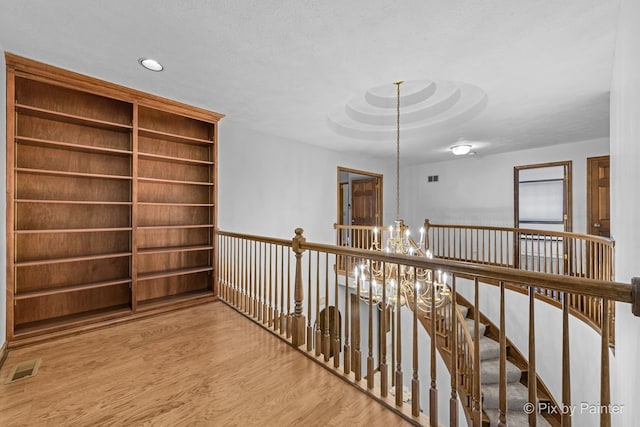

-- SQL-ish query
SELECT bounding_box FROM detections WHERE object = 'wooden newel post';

[291,228,307,347]
[423,218,431,252]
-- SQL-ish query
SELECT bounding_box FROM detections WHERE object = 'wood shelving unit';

[135,105,216,309]
[5,54,223,342]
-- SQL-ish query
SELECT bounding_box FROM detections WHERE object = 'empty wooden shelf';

[5,53,224,342]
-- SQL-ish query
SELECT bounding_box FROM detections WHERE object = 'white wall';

[402,138,609,233]
[611,0,640,425]
[1,46,7,348]
[218,123,394,243]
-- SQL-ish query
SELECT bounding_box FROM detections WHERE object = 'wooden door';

[587,156,610,237]
[351,178,377,250]
[351,178,378,226]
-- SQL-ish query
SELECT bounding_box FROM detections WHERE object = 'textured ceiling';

[0,0,620,163]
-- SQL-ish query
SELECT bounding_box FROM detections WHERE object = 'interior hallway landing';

[0,301,410,426]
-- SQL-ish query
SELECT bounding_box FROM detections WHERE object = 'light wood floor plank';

[0,302,411,426]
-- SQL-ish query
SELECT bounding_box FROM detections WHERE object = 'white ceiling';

[0,0,620,163]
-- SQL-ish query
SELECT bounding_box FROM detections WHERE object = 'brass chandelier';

[353,81,450,313]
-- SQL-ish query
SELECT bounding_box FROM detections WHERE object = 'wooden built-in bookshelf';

[5,54,224,342]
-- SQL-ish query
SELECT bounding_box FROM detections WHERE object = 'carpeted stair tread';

[482,381,529,409]
[465,317,486,337]
[484,408,551,427]
[481,358,522,384]
[479,336,501,360]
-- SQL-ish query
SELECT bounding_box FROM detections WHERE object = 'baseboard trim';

[8,296,217,348]
[0,341,8,369]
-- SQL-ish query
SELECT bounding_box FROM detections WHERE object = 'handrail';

[422,220,616,345]
[336,221,614,246]
[453,300,476,414]
[425,221,614,243]
[334,224,378,230]
[423,219,615,281]
[218,230,292,247]
[335,222,618,345]
[218,229,640,426]
[303,241,632,302]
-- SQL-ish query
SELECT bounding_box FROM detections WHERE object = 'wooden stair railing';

[408,276,561,426]
[423,220,616,346]
[336,222,617,346]
[218,229,640,426]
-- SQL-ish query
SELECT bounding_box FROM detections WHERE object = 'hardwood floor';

[0,302,411,426]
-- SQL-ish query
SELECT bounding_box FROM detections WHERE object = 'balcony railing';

[217,228,639,426]
[422,220,616,346]
[335,222,617,345]
[422,220,614,280]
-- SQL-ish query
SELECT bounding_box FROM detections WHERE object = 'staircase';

[418,294,560,426]
[460,304,553,426]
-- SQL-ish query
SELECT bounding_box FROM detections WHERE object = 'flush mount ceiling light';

[450,144,472,156]
[138,58,163,72]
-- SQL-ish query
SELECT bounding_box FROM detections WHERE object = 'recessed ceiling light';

[451,144,472,156]
[138,58,163,72]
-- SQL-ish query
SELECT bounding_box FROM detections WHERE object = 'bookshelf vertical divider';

[131,102,139,314]
[5,53,224,342]
[5,58,17,344]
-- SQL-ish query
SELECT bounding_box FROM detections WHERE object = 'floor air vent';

[5,358,41,384]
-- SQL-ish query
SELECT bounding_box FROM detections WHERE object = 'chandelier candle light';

[354,81,450,313]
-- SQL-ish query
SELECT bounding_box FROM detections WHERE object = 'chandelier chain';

[395,81,402,221]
